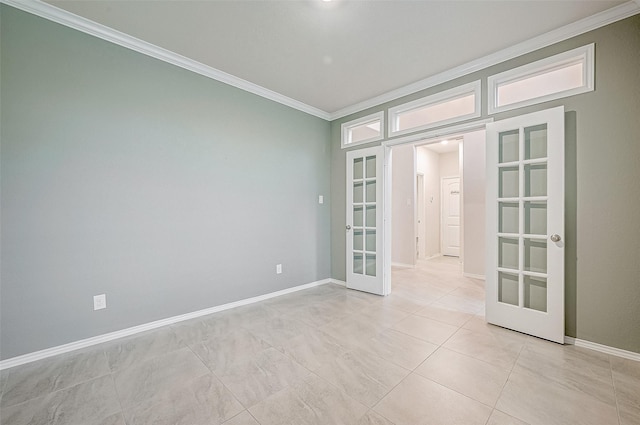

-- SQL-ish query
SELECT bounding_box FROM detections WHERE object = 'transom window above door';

[388,80,481,137]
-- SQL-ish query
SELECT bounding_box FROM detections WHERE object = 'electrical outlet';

[318,195,324,204]
[93,294,106,311]
[276,264,282,274]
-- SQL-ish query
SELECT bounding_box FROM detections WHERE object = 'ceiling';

[44,0,631,116]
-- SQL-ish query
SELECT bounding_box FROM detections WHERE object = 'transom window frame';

[341,111,385,149]
[388,80,482,137]
[488,44,595,114]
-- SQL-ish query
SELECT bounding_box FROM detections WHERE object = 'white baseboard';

[463,272,486,280]
[420,254,442,260]
[330,278,347,287]
[0,278,333,371]
[391,262,415,269]
[564,336,640,361]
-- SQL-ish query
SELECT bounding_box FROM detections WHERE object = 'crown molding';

[1,0,638,123]
[0,0,332,120]
[329,1,640,121]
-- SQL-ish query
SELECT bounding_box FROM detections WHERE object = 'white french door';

[486,106,565,343]
[346,146,386,295]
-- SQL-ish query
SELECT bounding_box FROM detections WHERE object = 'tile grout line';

[608,355,623,425]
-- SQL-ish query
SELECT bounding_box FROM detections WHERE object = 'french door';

[486,106,565,343]
[346,146,387,295]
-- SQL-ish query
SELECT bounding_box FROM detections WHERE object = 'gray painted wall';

[0,6,331,359]
[331,15,640,353]
[391,144,416,267]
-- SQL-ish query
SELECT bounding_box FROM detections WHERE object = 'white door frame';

[381,119,493,291]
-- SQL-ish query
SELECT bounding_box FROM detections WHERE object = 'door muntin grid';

[352,155,377,277]
[496,124,549,312]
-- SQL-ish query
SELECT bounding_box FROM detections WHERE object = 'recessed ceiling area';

[44,0,630,115]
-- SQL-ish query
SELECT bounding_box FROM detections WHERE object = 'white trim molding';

[488,44,595,114]
[463,272,486,280]
[330,1,640,120]
[1,0,638,122]
[388,81,481,137]
[0,278,335,370]
[383,119,494,148]
[0,0,331,120]
[330,279,347,287]
[564,336,640,362]
[341,111,385,149]
[391,262,415,269]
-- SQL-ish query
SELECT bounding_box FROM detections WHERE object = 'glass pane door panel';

[499,202,519,233]
[365,181,376,202]
[499,167,519,198]
[365,254,376,276]
[498,272,519,306]
[525,124,547,160]
[499,130,519,163]
[525,164,547,197]
[353,206,363,227]
[353,182,363,203]
[353,229,363,251]
[353,158,364,179]
[366,230,376,252]
[524,239,547,273]
[498,237,519,270]
[365,206,376,227]
[524,201,547,235]
[353,253,363,274]
[524,276,547,312]
[366,156,377,178]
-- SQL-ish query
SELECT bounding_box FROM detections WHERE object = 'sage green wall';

[330,14,640,353]
[0,5,331,360]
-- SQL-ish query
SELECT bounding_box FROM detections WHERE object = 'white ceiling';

[44,0,630,116]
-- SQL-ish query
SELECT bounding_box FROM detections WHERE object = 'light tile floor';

[1,256,639,425]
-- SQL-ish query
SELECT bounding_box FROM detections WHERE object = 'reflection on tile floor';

[1,256,638,424]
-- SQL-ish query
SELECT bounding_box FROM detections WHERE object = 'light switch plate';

[93,294,106,310]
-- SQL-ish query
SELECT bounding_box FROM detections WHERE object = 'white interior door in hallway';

[441,176,461,257]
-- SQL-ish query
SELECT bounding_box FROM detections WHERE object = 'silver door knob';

[550,234,561,242]
[346,225,351,231]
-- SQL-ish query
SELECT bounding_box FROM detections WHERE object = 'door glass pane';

[353,253,363,274]
[365,205,376,227]
[366,230,376,252]
[365,254,376,276]
[353,182,363,203]
[366,156,377,178]
[524,275,547,312]
[525,164,547,197]
[353,158,363,179]
[525,124,547,160]
[499,202,519,234]
[498,272,519,306]
[524,201,546,235]
[365,181,376,202]
[353,206,363,227]
[524,239,547,273]
[499,167,519,198]
[353,229,363,251]
[499,130,519,163]
[498,237,519,270]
